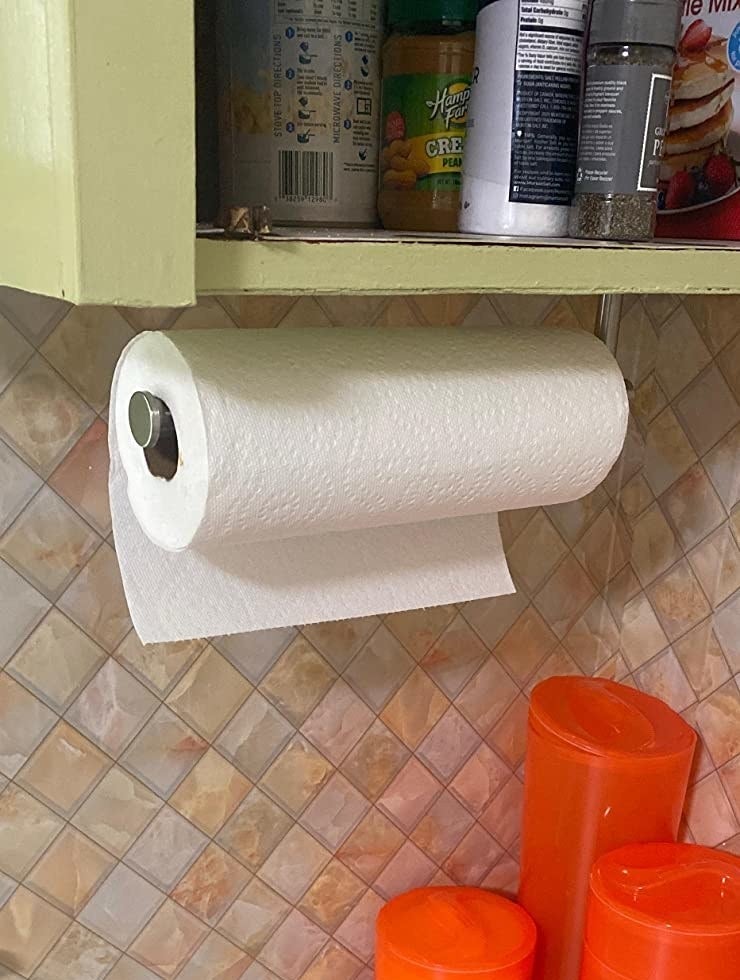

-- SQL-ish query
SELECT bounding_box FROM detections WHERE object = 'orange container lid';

[376,887,537,978]
[585,844,740,980]
[529,677,696,764]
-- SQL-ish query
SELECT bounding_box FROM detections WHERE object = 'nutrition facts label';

[510,0,588,205]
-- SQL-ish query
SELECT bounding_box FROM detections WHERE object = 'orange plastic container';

[518,678,696,980]
[376,887,537,980]
[581,843,740,980]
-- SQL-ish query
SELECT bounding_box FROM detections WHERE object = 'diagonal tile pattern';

[0,289,737,980]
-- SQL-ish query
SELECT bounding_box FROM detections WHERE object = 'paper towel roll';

[110,325,628,643]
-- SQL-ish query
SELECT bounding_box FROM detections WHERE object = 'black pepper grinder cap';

[589,0,683,49]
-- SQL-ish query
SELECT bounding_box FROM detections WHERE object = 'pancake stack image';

[660,19,738,212]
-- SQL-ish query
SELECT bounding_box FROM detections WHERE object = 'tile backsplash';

[0,289,738,980]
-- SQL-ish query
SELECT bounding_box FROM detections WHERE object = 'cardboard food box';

[656,4,740,239]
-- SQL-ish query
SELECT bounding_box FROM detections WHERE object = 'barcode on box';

[278,150,334,202]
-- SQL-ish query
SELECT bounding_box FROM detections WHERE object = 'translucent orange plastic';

[376,887,537,980]
[582,842,740,980]
[518,678,696,980]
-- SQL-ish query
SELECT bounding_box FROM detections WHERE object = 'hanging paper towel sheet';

[109,325,628,643]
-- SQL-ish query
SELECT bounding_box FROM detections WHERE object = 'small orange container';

[519,678,696,980]
[582,843,740,980]
[376,887,537,980]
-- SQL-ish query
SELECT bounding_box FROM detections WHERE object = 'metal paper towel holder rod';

[127,300,624,460]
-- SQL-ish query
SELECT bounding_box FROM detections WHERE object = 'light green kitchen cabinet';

[2,1,740,306]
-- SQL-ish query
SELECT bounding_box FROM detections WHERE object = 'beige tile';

[675,366,740,457]
[26,827,115,916]
[644,407,698,497]
[525,648,582,695]
[507,511,568,594]
[410,791,474,864]
[301,679,374,766]
[643,294,680,328]
[374,839,436,899]
[0,355,94,475]
[300,772,370,850]
[124,806,208,892]
[334,888,384,962]
[0,784,63,879]
[41,306,134,410]
[620,592,669,670]
[694,680,740,768]
[371,297,422,327]
[78,864,165,949]
[684,295,740,354]
[34,922,119,980]
[167,646,252,741]
[340,719,410,800]
[343,625,414,711]
[0,887,70,977]
[58,542,131,651]
[8,608,105,712]
[662,463,726,552]
[170,297,238,332]
[385,605,456,660]
[302,941,362,980]
[632,373,667,430]
[216,692,294,781]
[634,649,695,713]
[215,627,297,684]
[685,772,739,847]
[715,591,740,673]
[108,957,160,980]
[618,473,654,524]
[487,695,529,768]
[689,525,740,608]
[171,843,250,926]
[258,909,328,980]
[569,295,601,331]
[648,560,712,642]
[218,295,295,329]
[547,486,609,547]
[631,502,684,586]
[316,295,387,328]
[456,656,519,735]
[260,736,333,817]
[170,749,251,837]
[67,659,159,757]
[480,856,520,899]
[118,306,180,333]
[563,597,620,673]
[674,619,731,700]
[533,554,597,639]
[719,331,740,403]
[48,419,111,534]
[704,424,740,513]
[656,305,712,400]
[615,299,658,387]
[594,652,632,682]
[450,743,511,817]
[121,705,208,797]
[573,507,631,589]
[603,418,646,498]
[72,766,163,858]
[493,295,556,324]
[409,294,477,326]
[721,755,740,819]
[0,440,41,536]
[276,297,333,329]
[0,316,33,393]
[217,788,293,872]
[0,486,100,599]
[129,899,207,980]
[542,298,582,330]
[260,636,336,726]
[0,560,49,667]
[16,721,110,818]
[0,671,56,777]
[419,614,488,698]
[417,707,479,782]
[336,808,404,884]
[480,776,524,849]
[381,668,448,750]
[300,618,379,673]
[378,758,442,833]
[258,825,331,903]
[0,287,69,344]
[177,932,251,980]
[443,823,503,886]
[498,508,538,549]
[494,607,558,684]
[217,877,290,955]
[115,633,206,696]
[604,563,642,620]
[460,591,528,649]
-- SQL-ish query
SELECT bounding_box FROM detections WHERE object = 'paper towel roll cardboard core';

[110,325,627,643]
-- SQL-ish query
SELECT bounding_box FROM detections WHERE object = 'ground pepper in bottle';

[379,0,476,232]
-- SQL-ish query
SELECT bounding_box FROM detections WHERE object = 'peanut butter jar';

[379,0,476,232]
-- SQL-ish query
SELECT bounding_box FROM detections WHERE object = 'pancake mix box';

[656,3,740,239]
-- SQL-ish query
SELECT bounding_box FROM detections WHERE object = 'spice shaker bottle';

[570,0,682,241]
